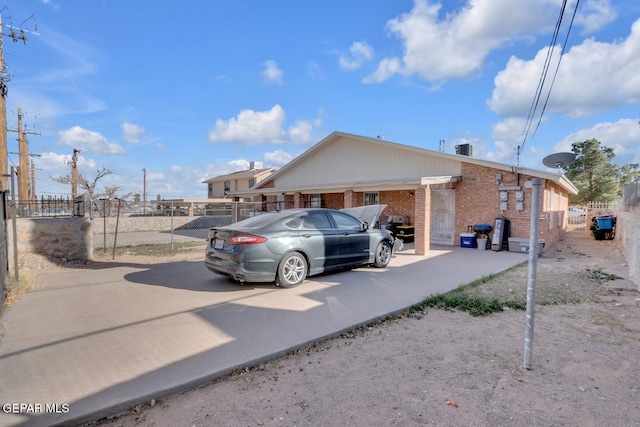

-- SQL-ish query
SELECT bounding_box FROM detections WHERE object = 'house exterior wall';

[272,135,462,188]
[454,163,569,249]
[253,163,569,252]
[379,190,415,224]
[207,169,275,199]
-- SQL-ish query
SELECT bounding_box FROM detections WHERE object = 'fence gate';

[567,205,588,232]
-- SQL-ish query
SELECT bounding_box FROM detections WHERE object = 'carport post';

[523,178,541,370]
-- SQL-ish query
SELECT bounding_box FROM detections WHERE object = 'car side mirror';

[362,222,369,230]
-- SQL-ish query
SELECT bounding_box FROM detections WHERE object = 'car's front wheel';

[374,241,391,268]
[276,251,308,288]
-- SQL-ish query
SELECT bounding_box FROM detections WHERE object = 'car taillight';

[228,234,267,245]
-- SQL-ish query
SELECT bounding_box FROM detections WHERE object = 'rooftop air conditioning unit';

[455,143,473,156]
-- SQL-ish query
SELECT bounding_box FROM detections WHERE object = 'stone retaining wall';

[91,216,193,234]
[8,217,93,267]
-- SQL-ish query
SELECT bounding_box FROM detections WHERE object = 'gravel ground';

[14,232,640,426]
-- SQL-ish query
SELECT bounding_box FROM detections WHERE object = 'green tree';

[564,139,639,204]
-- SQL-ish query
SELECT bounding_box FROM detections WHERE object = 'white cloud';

[489,18,640,118]
[40,0,60,9]
[264,150,296,167]
[366,0,562,83]
[34,151,100,196]
[362,58,402,84]
[58,126,125,155]
[262,60,283,85]
[339,41,375,71]
[487,116,555,165]
[208,105,321,145]
[308,61,324,79]
[574,0,617,34]
[121,122,145,143]
[554,118,640,164]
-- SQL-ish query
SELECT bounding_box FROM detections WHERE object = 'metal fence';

[14,196,75,218]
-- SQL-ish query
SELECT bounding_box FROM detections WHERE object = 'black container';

[473,224,492,234]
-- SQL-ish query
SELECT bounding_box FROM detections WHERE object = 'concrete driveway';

[0,242,528,426]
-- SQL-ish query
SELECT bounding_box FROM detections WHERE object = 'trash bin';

[590,214,616,240]
[477,237,488,251]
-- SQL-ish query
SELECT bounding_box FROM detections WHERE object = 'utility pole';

[71,148,80,199]
[0,13,34,190]
[8,107,40,203]
[30,160,36,202]
[142,168,147,214]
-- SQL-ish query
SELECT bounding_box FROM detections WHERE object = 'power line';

[517,0,580,165]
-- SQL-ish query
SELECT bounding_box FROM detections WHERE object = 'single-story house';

[231,131,578,256]
[203,161,276,200]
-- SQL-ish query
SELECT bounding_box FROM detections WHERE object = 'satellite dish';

[542,152,575,169]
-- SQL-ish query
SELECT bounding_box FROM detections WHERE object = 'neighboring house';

[203,162,276,201]
[234,131,578,256]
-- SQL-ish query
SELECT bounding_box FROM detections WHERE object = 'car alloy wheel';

[374,241,391,268]
[276,251,308,288]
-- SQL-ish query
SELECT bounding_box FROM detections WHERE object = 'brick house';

[234,132,578,256]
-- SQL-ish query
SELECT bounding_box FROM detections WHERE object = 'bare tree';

[51,167,116,200]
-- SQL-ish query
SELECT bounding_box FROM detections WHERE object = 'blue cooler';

[460,232,476,248]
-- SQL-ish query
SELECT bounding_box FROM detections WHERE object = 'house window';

[310,194,322,208]
[364,192,379,206]
[224,181,230,194]
[208,184,213,197]
[248,178,255,188]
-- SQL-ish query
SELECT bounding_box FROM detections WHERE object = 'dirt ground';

[18,232,640,426]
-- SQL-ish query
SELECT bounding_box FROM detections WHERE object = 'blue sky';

[3,0,640,200]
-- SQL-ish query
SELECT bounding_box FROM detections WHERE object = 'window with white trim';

[310,194,322,208]
[364,192,379,205]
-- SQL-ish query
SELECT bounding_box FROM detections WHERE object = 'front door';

[431,189,455,245]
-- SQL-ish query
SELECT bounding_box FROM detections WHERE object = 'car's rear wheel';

[374,241,391,268]
[276,251,308,288]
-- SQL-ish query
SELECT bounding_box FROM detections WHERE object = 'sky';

[3,0,640,201]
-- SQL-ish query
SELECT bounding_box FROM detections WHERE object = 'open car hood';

[340,204,387,228]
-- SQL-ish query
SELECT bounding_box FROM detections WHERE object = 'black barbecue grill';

[472,224,492,241]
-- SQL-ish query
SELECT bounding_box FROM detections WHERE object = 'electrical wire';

[529,1,580,144]
[518,0,580,164]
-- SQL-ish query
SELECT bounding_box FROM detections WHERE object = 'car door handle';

[302,234,311,238]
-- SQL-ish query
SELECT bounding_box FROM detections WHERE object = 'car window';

[328,211,362,230]
[284,217,302,229]
[301,211,333,229]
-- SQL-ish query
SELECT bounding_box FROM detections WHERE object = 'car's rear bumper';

[204,254,276,283]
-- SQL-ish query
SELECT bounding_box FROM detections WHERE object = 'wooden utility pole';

[0,14,31,191]
[0,14,7,191]
[71,148,80,199]
[142,168,147,214]
[0,11,38,190]
[9,107,41,203]
[30,160,36,202]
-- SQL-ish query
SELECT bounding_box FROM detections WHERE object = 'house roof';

[202,168,276,184]
[250,131,578,195]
